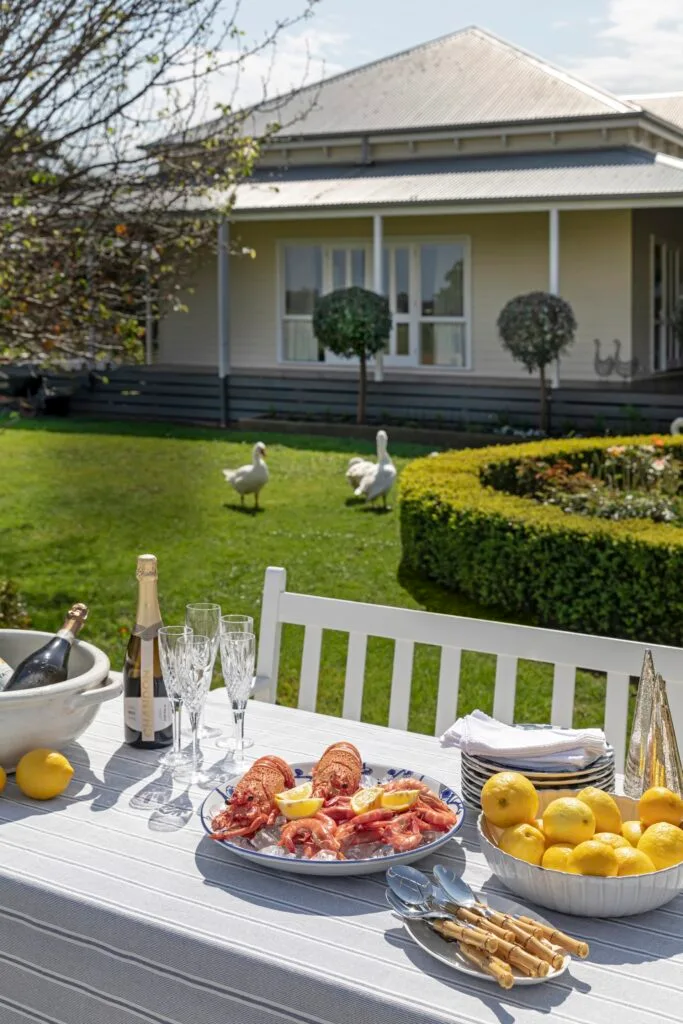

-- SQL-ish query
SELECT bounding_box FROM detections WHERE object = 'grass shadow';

[222,502,265,516]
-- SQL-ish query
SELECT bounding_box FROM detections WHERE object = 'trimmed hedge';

[400,436,683,646]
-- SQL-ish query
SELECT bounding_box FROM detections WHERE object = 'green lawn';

[0,418,613,734]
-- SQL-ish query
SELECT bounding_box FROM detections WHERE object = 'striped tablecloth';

[0,688,680,1024]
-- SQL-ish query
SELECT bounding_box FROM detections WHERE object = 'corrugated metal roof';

[626,93,683,132]
[227,148,683,212]
[195,27,638,145]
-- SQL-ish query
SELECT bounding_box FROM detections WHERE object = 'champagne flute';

[185,602,221,740]
[157,625,193,771]
[216,614,254,749]
[218,631,256,773]
[175,633,213,785]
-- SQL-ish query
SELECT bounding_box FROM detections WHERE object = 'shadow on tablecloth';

[383,924,590,1022]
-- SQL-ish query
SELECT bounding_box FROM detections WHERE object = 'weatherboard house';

[152,26,683,428]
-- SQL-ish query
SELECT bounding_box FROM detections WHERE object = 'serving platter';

[200,762,465,876]
[401,890,570,986]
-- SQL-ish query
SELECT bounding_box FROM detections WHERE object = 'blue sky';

[224,0,683,104]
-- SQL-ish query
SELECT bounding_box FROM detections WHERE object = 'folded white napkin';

[440,710,608,769]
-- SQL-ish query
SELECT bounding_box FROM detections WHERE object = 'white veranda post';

[373,213,384,383]
[549,208,560,388]
[217,219,230,427]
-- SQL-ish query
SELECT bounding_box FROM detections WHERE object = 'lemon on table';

[576,788,622,834]
[543,797,595,845]
[0,766,6,794]
[614,846,655,876]
[638,787,683,828]
[350,786,384,816]
[481,772,538,829]
[498,823,546,866]
[593,831,629,850]
[637,821,683,870]
[569,840,618,876]
[622,820,645,847]
[380,789,419,813]
[15,749,73,800]
[541,844,576,872]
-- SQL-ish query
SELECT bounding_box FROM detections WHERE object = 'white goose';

[354,429,396,508]
[223,441,269,508]
[345,429,390,490]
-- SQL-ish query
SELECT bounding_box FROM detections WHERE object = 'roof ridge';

[256,25,483,115]
[468,26,640,116]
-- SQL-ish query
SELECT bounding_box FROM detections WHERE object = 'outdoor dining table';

[0,685,680,1024]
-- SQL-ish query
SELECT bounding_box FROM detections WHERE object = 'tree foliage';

[497,291,577,432]
[313,286,392,423]
[0,0,319,366]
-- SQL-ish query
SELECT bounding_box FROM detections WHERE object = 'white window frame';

[277,236,472,371]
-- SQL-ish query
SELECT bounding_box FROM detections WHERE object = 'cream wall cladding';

[156,210,634,382]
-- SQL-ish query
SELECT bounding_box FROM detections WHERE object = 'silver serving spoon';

[433,865,479,908]
[385,889,452,923]
[386,864,434,906]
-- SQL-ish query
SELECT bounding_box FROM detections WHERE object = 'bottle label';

[140,638,155,742]
[124,697,172,733]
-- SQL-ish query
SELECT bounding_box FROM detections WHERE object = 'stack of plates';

[460,742,615,810]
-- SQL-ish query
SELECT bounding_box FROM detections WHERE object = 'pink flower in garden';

[651,458,668,473]
[607,446,626,456]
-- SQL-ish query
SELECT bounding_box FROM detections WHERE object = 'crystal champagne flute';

[157,625,193,771]
[185,602,221,740]
[175,633,213,785]
[216,614,254,749]
[218,631,256,774]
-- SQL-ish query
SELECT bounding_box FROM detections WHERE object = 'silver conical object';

[643,674,683,796]
[624,650,657,798]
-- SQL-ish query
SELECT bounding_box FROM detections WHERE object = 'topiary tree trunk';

[358,350,367,424]
[539,364,549,435]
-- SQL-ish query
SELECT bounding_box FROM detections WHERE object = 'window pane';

[421,243,464,317]
[382,247,390,297]
[350,249,365,287]
[283,319,319,361]
[396,248,410,314]
[284,245,322,315]
[420,322,466,367]
[396,323,410,356]
[332,249,346,291]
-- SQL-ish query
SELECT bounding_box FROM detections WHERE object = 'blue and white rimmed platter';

[200,761,465,876]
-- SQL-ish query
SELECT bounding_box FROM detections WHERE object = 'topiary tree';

[497,291,577,433]
[313,286,392,424]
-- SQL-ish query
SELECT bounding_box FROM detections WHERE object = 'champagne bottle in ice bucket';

[643,674,683,796]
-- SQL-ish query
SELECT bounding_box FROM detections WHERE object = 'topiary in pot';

[313,286,392,424]
[497,291,577,433]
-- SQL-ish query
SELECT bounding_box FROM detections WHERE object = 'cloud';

[183,27,347,126]
[567,1,683,93]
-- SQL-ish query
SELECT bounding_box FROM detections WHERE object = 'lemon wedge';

[275,781,313,802]
[274,796,324,820]
[380,789,420,813]
[350,786,384,815]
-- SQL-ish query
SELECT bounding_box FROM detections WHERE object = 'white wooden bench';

[254,566,683,773]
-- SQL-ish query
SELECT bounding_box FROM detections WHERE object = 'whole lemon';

[638,787,683,828]
[637,821,683,870]
[576,787,622,834]
[498,823,546,866]
[0,766,6,793]
[481,772,538,829]
[16,749,73,800]
[543,797,595,845]
[614,846,655,876]
[593,831,630,850]
[569,840,618,876]
[541,844,576,872]
[622,820,645,847]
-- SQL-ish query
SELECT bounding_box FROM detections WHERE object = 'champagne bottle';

[0,655,15,690]
[3,604,88,691]
[123,554,173,748]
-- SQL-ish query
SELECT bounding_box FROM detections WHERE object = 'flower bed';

[399,436,683,645]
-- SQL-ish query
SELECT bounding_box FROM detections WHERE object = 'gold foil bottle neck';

[136,554,158,580]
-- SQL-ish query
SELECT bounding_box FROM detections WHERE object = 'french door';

[652,237,681,372]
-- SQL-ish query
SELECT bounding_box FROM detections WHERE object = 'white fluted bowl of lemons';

[477,774,683,917]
